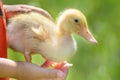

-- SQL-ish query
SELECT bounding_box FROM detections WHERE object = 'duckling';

[7,8,97,68]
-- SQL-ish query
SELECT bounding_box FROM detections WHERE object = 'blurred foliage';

[3,0,120,80]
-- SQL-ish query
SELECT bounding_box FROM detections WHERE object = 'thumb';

[37,68,64,78]
[15,62,64,80]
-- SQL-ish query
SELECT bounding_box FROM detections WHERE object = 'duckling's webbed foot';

[41,60,53,68]
[53,61,73,72]
[41,60,72,72]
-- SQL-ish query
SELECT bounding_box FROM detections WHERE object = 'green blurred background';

[3,0,120,80]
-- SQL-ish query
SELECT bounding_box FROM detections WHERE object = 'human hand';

[3,5,31,13]
[0,58,68,80]
[17,65,69,80]
[3,4,53,20]
[40,63,69,80]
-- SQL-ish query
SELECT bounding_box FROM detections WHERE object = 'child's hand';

[3,4,53,20]
[3,5,31,13]
[0,58,68,80]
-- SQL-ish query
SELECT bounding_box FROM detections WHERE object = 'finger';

[14,62,64,80]
[20,6,31,12]
[55,65,69,80]
[14,7,31,13]
[38,68,64,78]
[63,68,69,79]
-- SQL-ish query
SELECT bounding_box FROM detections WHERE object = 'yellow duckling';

[7,8,97,68]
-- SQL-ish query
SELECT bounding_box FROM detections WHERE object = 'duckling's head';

[57,9,97,44]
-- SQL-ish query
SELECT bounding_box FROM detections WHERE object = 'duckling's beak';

[79,28,97,44]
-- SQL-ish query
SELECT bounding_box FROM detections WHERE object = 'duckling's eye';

[74,19,79,23]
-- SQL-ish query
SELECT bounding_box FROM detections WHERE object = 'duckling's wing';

[31,24,49,42]
[8,12,53,43]
[7,13,49,52]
